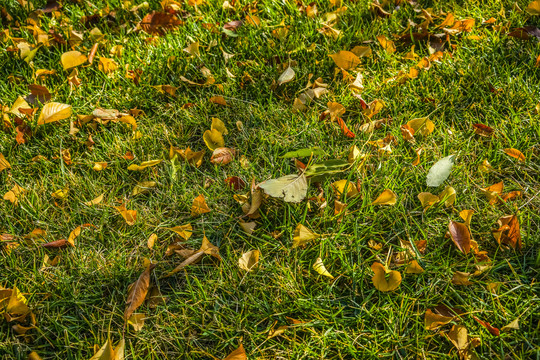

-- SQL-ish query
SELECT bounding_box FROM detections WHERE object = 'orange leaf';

[114,204,137,225]
[473,316,500,336]
[335,117,355,138]
[492,215,521,250]
[191,194,211,216]
[448,221,471,254]
[504,148,525,161]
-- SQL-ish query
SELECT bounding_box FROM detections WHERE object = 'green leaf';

[259,174,307,203]
[305,159,349,178]
[281,147,325,158]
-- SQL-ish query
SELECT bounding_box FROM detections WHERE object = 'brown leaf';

[42,239,71,249]
[166,236,220,276]
[124,263,156,319]
[448,221,471,254]
[224,176,246,191]
[473,123,495,137]
[210,147,235,165]
[140,11,182,35]
[503,148,525,161]
[492,215,521,249]
[451,271,472,285]
[371,262,401,292]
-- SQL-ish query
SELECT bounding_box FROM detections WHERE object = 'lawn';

[1,0,539,359]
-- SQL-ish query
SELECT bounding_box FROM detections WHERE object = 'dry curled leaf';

[166,236,221,276]
[223,344,247,360]
[211,147,235,165]
[114,204,137,225]
[425,308,454,330]
[371,189,397,205]
[292,224,320,248]
[238,250,260,271]
[127,160,162,171]
[124,263,156,319]
[313,257,334,279]
[191,194,211,216]
[492,215,521,250]
[473,316,500,336]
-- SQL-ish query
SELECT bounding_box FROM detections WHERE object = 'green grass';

[1,0,539,359]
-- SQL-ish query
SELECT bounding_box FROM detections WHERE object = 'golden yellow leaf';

[67,225,86,246]
[292,223,320,248]
[147,233,157,249]
[127,313,146,331]
[41,254,60,269]
[203,129,225,151]
[459,209,474,228]
[84,194,104,206]
[98,57,118,73]
[313,257,334,279]
[37,102,72,125]
[451,271,472,285]
[526,0,540,15]
[209,96,228,106]
[447,325,469,351]
[116,115,137,130]
[167,223,193,240]
[439,186,456,207]
[376,35,396,54]
[3,184,24,205]
[61,51,87,70]
[210,117,228,135]
[332,180,359,198]
[481,181,503,204]
[132,181,157,196]
[0,154,11,172]
[425,308,454,330]
[405,260,424,274]
[170,146,205,167]
[9,96,31,117]
[114,204,137,225]
[350,45,371,58]
[238,250,260,271]
[191,194,211,216]
[371,262,401,292]
[407,117,434,136]
[329,50,361,70]
[417,192,439,209]
[52,187,69,200]
[371,189,397,205]
[127,160,162,171]
[503,148,525,162]
[27,352,43,360]
[223,344,247,360]
[501,318,519,332]
[2,287,31,322]
[93,162,108,171]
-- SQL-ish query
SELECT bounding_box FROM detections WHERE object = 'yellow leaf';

[61,50,87,70]
[93,162,108,171]
[239,221,256,235]
[313,257,334,279]
[127,160,162,171]
[89,338,125,360]
[417,192,439,209]
[503,148,525,162]
[9,96,32,117]
[209,96,228,106]
[37,102,72,125]
[371,262,401,291]
[329,50,361,70]
[167,223,193,240]
[438,185,456,207]
[3,184,24,205]
[114,204,137,225]
[238,250,260,271]
[371,189,397,205]
[170,146,205,167]
[501,318,519,332]
[459,209,474,228]
[84,194,104,206]
[292,223,320,248]
[116,115,137,130]
[98,57,118,73]
[332,180,358,198]
[376,35,396,54]
[406,260,424,274]
[203,129,225,151]
[0,154,11,172]
[52,187,69,200]
[407,117,434,136]
[451,271,472,285]
[132,181,156,196]
[211,117,228,135]
[68,226,83,246]
[481,181,503,204]
[127,313,146,331]
[526,0,540,15]
[425,308,454,330]
[191,194,211,216]
[350,45,371,58]
[147,233,157,249]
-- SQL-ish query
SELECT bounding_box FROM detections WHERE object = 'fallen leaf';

[125,263,156,319]
[452,271,472,285]
[459,209,474,228]
[239,221,256,235]
[140,11,182,35]
[211,147,235,165]
[167,224,193,240]
[170,146,204,167]
[127,160,162,171]
[492,215,521,249]
[114,204,137,225]
[406,260,424,274]
[225,176,246,191]
[127,313,146,331]
[223,344,247,360]
[132,181,156,196]
[3,184,24,205]
[147,234,157,249]
[93,162,108,171]
[473,123,495,137]
[417,192,440,209]
[503,148,525,162]
[425,308,454,330]
[292,224,320,248]
[51,187,69,200]
[0,154,11,172]
[259,174,308,203]
[191,194,211,216]
[350,45,372,58]
[501,318,519,332]
[426,155,455,187]
[473,316,500,336]
[84,194,104,206]
[407,117,435,136]
[209,96,228,106]
[446,325,469,353]
[42,239,71,249]
[332,180,359,198]
[60,51,87,70]
[167,236,221,276]
[203,129,225,151]
[439,186,456,207]
[526,0,540,15]
[37,102,72,125]
[371,262,401,292]
[313,257,334,279]
[371,189,397,205]
[376,35,396,54]
[329,50,361,70]
[98,57,118,73]
[335,117,355,138]
[448,221,471,254]
[278,66,295,85]
[238,250,260,271]
[481,181,504,205]
[89,337,124,360]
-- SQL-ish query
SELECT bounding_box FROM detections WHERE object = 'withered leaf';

[448,221,471,254]
[124,263,156,319]
[371,262,401,292]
